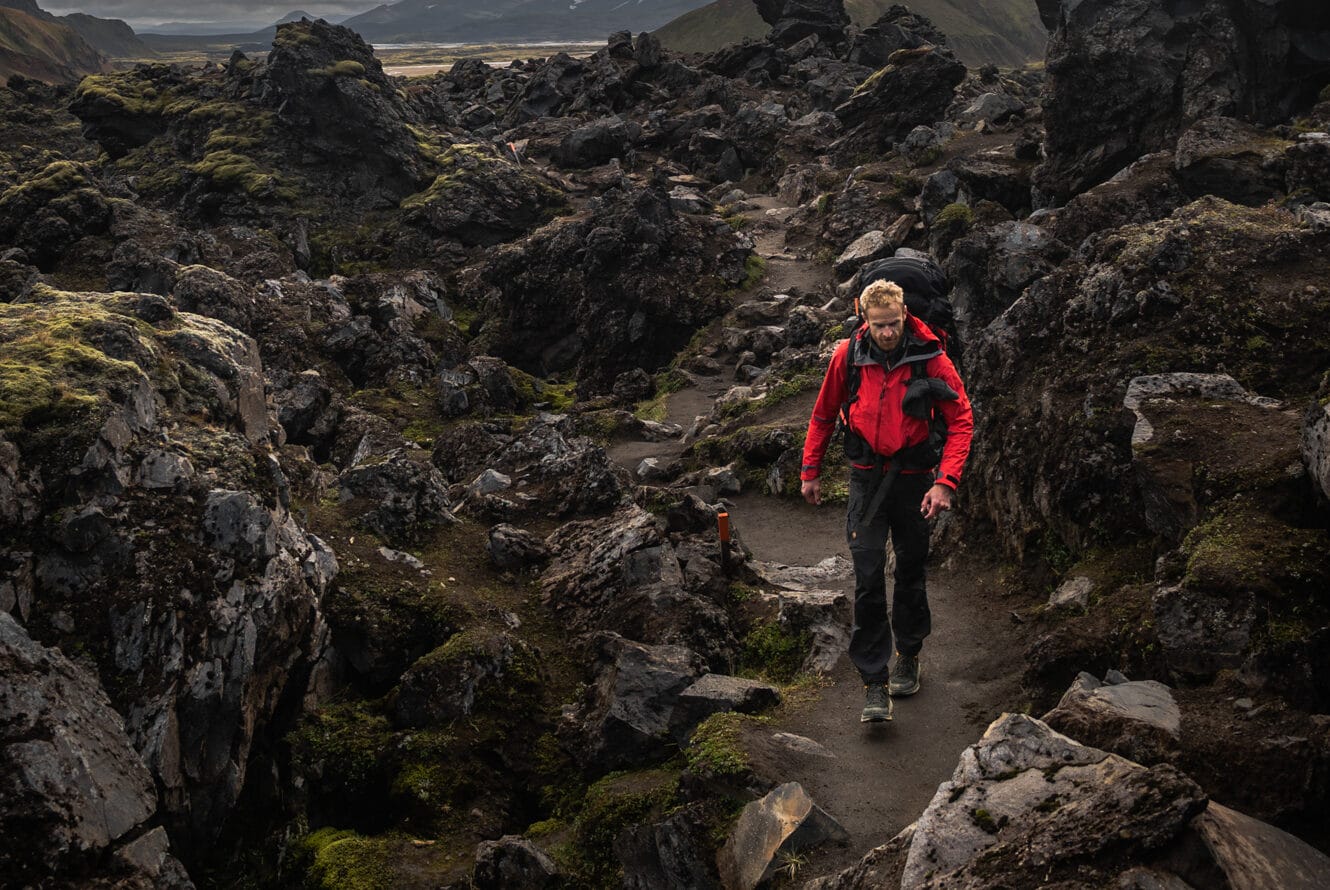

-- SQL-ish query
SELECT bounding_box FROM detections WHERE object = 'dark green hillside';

[657,0,1047,67]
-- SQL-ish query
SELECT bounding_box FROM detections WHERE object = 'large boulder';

[540,505,739,666]
[754,0,851,49]
[1034,0,1330,203]
[964,197,1330,560]
[475,184,747,396]
[818,712,1330,888]
[561,632,706,772]
[0,285,333,853]
[833,45,966,157]
[1041,671,1182,765]
[0,612,193,888]
[71,20,437,223]
[400,142,566,246]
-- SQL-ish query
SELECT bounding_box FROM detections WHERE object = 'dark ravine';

[2,0,1330,888]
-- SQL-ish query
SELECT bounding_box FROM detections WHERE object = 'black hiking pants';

[845,468,932,684]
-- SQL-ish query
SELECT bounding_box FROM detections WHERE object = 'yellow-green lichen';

[188,150,290,199]
[309,60,367,77]
[0,297,150,435]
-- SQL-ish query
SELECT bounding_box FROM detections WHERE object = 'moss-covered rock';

[399,142,565,247]
[393,627,542,728]
[1181,501,1330,600]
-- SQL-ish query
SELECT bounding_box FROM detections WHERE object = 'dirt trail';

[728,493,1025,879]
[608,189,1028,881]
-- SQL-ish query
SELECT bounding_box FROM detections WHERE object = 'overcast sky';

[43,2,376,28]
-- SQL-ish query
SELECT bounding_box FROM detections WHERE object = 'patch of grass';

[738,621,811,684]
[722,213,750,231]
[741,254,767,290]
[685,713,753,779]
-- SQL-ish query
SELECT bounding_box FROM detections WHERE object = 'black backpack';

[838,253,958,487]
[853,254,957,356]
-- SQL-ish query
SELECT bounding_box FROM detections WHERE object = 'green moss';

[685,713,755,779]
[0,297,149,437]
[741,255,767,290]
[0,160,93,210]
[934,202,974,232]
[738,621,810,684]
[274,26,321,47]
[816,193,832,215]
[969,807,1005,834]
[309,60,368,77]
[546,769,679,886]
[718,370,822,421]
[1182,503,1330,597]
[300,828,394,889]
[204,132,259,152]
[188,150,289,199]
[287,701,395,793]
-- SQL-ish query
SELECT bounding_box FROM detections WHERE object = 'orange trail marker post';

[718,511,731,576]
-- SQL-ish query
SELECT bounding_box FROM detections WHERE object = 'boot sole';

[860,710,893,722]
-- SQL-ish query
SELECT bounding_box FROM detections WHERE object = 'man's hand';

[801,478,822,505]
[920,483,953,520]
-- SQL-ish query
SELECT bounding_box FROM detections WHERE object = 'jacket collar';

[851,316,942,369]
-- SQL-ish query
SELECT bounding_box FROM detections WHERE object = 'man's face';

[865,303,907,352]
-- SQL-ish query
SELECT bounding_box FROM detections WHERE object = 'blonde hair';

[859,279,906,312]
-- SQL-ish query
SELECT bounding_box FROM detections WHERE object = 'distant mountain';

[141,20,272,36]
[340,0,716,43]
[139,10,355,53]
[0,4,109,82]
[0,0,152,59]
[656,0,1048,67]
[142,10,350,37]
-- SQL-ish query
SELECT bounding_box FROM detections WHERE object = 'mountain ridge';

[0,5,109,82]
[0,0,151,60]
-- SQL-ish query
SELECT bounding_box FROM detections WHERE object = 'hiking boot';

[861,684,893,722]
[890,653,921,697]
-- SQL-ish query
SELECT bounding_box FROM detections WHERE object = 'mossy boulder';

[476,183,747,397]
[400,142,565,247]
[393,627,542,728]
[0,160,111,269]
[965,197,1330,563]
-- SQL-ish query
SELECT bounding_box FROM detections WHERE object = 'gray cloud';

[42,2,374,28]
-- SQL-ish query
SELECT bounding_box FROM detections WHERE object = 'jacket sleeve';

[801,340,850,481]
[929,352,973,490]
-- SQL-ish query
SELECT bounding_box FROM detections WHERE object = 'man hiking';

[800,278,974,723]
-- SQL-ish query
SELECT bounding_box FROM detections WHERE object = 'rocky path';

[607,189,1028,881]
[729,493,1025,880]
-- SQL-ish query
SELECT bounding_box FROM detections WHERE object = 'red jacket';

[801,316,973,489]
